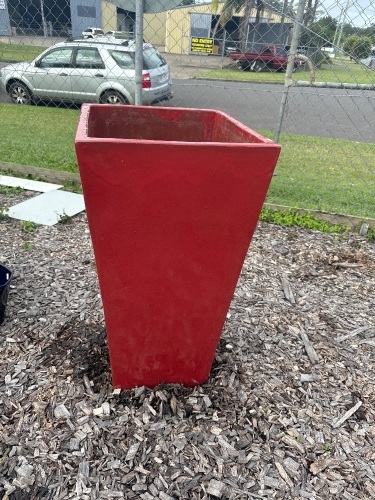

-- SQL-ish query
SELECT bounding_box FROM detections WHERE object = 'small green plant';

[20,220,37,233]
[260,208,348,235]
[0,185,23,196]
[367,227,375,242]
[23,241,34,252]
[63,181,82,194]
[58,211,73,224]
[262,404,270,414]
[323,442,331,453]
[0,206,10,221]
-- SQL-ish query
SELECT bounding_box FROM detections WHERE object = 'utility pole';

[333,0,351,54]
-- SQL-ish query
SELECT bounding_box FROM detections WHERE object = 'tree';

[251,0,265,46]
[300,15,338,47]
[356,24,375,43]
[210,0,295,50]
[343,35,372,60]
[211,0,256,50]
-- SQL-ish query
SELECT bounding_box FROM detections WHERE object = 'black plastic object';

[0,264,13,325]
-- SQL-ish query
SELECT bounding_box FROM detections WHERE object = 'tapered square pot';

[75,105,280,389]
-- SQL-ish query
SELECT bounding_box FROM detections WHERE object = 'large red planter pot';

[75,105,280,389]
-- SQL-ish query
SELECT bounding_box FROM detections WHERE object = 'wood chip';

[53,403,71,418]
[281,273,296,304]
[332,400,363,428]
[206,479,228,498]
[332,262,363,268]
[275,461,294,488]
[1,197,374,499]
[300,373,321,382]
[300,328,319,364]
[310,457,341,475]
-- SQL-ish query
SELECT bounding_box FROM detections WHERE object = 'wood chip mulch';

[1,191,375,499]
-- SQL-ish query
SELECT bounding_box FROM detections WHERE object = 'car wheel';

[100,90,128,105]
[237,62,250,71]
[9,82,32,105]
[251,60,266,72]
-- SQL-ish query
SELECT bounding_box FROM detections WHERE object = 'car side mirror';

[34,60,41,68]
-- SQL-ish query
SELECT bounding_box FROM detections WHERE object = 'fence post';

[134,0,144,105]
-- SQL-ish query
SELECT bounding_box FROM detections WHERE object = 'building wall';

[102,0,117,32]
[117,12,135,35]
[0,0,11,36]
[144,11,166,49]
[166,4,218,54]
[145,3,288,54]
[70,0,102,37]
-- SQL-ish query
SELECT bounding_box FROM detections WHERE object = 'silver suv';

[0,39,172,106]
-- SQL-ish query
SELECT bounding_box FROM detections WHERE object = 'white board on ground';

[8,190,85,226]
[0,175,63,192]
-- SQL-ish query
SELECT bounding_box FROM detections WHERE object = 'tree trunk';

[311,0,319,25]
[278,0,289,43]
[303,0,313,27]
[212,13,224,39]
[239,0,254,51]
[252,0,264,48]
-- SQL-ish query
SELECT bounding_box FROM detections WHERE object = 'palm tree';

[278,0,290,42]
[304,0,319,28]
[211,0,256,50]
[252,0,265,49]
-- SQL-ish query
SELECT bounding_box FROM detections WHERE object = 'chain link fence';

[0,0,374,219]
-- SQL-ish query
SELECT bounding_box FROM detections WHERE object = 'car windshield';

[110,47,167,70]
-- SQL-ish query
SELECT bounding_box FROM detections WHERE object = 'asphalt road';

[1,68,374,142]
[166,79,375,143]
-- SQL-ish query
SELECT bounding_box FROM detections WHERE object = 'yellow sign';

[190,37,214,54]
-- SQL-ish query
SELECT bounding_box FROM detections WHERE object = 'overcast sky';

[318,0,374,27]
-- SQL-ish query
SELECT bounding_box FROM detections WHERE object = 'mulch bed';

[1,190,375,499]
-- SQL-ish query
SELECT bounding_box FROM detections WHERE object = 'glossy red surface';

[75,105,280,389]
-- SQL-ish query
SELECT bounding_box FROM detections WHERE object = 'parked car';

[0,39,172,106]
[82,27,105,39]
[229,44,301,72]
[105,30,131,38]
[104,31,144,43]
[360,56,375,69]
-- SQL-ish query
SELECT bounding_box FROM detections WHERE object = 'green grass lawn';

[262,131,375,218]
[197,60,375,85]
[0,104,79,172]
[0,42,45,62]
[0,104,374,219]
